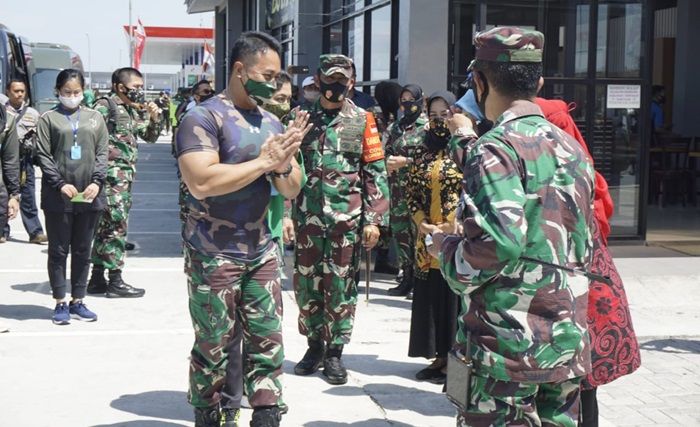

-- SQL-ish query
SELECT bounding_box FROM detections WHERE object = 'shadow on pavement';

[305,420,413,427]
[92,421,189,427]
[11,281,51,295]
[110,390,191,422]
[0,304,53,320]
[640,339,700,354]
[343,354,426,378]
[365,297,412,310]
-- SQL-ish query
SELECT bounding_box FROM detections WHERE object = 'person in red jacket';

[535,97,641,427]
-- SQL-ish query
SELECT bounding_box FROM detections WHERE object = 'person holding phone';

[36,69,108,325]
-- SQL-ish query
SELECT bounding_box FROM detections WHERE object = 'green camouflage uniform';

[176,93,286,410]
[292,54,390,346]
[383,117,426,272]
[91,94,161,270]
[433,27,596,427]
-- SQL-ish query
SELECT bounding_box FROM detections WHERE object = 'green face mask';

[263,102,291,120]
[242,72,277,106]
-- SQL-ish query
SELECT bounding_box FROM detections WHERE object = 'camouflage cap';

[319,54,353,78]
[473,26,544,63]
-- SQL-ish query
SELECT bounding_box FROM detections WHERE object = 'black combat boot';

[106,270,145,298]
[373,248,399,275]
[323,345,348,385]
[294,339,325,375]
[194,405,220,427]
[87,265,107,294]
[221,407,241,427]
[250,406,281,427]
[388,266,413,297]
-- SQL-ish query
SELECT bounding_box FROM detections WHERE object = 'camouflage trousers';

[457,370,581,427]
[91,165,133,270]
[293,226,360,345]
[185,246,285,409]
[389,198,415,270]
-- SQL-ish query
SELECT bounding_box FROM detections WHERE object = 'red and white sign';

[133,19,147,69]
[203,41,215,73]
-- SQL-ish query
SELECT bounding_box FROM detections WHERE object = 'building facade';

[185,0,699,242]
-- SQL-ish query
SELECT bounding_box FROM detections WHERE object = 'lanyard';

[64,110,81,145]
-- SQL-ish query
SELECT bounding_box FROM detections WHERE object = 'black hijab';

[398,84,424,129]
[424,90,457,152]
[374,80,403,123]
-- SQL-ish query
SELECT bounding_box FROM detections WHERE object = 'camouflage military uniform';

[383,117,426,273]
[432,27,596,427]
[91,94,161,271]
[176,93,286,411]
[293,62,390,346]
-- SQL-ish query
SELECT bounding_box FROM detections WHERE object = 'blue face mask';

[455,89,485,123]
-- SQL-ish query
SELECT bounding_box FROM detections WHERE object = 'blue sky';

[2,0,213,73]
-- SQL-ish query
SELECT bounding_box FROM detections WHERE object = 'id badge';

[71,145,82,160]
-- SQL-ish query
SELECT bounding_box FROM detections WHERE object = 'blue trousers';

[3,161,44,238]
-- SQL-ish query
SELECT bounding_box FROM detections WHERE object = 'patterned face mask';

[319,79,349,103]
[429,117,450,138]
[242,72,277,106]
[123,86,145,104]
[263,102,291,120]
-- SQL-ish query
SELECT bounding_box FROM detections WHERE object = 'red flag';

[133,19,146,69]
[203,41,215,72]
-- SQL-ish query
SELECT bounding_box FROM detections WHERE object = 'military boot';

[106,270,145,298]
[373,248,399,275]
[323,345,348,385]
[221,407,241,427]
[294,339,325,375]
[250,406,281,427]
[388,266,413,297]
[194,405,220,427]
[87,265,107,295]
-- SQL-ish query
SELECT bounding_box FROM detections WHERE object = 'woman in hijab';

[405,91,463,383]
[384,84,427,298]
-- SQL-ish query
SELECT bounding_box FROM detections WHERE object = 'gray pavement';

[1,139,699,427]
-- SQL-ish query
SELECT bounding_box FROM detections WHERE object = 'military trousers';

[457,370,581,427]
[293,225,360,346]
[91,165,134,271]
[389,199,415,271]
[185,246,285,410]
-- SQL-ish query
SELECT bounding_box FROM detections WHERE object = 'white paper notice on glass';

[607,85,641,109]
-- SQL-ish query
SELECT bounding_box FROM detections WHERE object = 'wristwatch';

[269,164,293,179]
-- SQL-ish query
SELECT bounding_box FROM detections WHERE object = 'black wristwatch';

[269,164,293,179]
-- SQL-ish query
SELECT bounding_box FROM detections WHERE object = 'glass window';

[451,1,477,89]
[348,16,364,80]
[596,2,642,78]
[329,23,343,54]
[594,84,641,235]
[542,2,590,78]
[345,0,365,14]
[540,83,589,140]
[370,5,391,81]
[329,0,344,21]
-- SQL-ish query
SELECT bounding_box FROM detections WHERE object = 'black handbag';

[446,332,474,413]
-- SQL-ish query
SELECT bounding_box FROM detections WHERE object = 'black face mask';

[197,92,214,103]
[472,72,489,118]
[319,79,348,103]
[425,117,450,152]
[399,100,423,127]
[123,86,145,104]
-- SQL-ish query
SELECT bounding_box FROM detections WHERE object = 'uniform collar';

[493,99,544,128]
[5,101,25,114]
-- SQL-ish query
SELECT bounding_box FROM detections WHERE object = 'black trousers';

[580,387,598,427]
[44,210,101,300]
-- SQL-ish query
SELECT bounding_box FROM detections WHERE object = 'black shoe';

[125,241,136,251]
[387,275,413,297]
[87,266,107,294]
[416,367,446,383]
[221,407,241,427]
[322,346,347,385]
[294,340,325,376]
[106,270,145,298]
[405,290,413,300]
[194,406,220,427]
[250,406,281,427]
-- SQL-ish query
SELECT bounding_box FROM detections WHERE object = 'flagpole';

[129,0,134,67]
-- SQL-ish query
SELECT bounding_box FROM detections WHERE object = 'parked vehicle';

[0,23,32,104]
[28,42,84,113]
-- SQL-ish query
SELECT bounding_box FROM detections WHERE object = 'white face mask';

[303,89,320,103]
[59,93,84,109]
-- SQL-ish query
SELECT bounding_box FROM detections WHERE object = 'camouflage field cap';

[319,54,354,78]
[473,26,544,63]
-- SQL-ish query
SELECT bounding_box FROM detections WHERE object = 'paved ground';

[1,139,699,427]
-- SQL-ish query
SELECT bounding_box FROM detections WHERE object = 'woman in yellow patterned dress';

[406,91,463,383]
